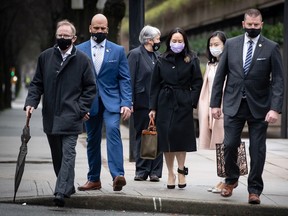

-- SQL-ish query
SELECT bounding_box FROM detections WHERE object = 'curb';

[2,195,288,215]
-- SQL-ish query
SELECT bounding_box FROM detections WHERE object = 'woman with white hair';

[127,25,163,182]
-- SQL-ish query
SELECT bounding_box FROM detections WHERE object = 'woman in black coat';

[149,27,203,189]
[127,25,163,182]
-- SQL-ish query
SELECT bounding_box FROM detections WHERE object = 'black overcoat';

[150,53,203,152]
[24,46,96,134]
[127,45,160,109]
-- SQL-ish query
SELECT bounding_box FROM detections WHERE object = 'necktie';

[243,40,253,76]
[94,45,104,74]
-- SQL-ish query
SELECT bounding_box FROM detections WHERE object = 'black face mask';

[152,42,161,51]
[91,32,107,44]
[57,38,72,50]
[244,28,261,38]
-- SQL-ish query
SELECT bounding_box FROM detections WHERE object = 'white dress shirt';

[91,38,106,74]
[242,33,260,67]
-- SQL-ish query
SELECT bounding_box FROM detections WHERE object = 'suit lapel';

[140,46,155,71]
[98,41,111,75]
[237,36,245,78]
[85,41,93,59]
[249,35,265,72]
[84,41,97,76]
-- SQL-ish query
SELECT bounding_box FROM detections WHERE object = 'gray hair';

[139,25,161,45]
[56,19,76,36]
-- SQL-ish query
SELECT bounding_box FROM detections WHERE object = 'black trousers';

[133,108,163,178]
[223,99,268,195]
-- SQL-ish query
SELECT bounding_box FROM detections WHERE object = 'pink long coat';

[198,63,224,149]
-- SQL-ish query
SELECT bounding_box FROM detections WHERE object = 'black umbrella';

[13,112,31,202]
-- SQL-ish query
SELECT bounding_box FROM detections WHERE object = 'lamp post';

[281,0,288,138]
[71,0,84,9]
[129,0,144,50]
[128,0,144,162]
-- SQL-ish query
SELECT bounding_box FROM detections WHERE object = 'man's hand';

[265,110,279,123]
[83,112,90,121]
[211,108,222,120]
[120,106,131,121]
[25,106,34,117]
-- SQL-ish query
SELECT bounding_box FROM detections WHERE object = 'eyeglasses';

[56,34,75,39]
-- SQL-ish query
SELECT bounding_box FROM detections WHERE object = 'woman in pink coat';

[198,31,227,192]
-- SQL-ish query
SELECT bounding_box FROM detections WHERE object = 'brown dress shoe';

[248,193,261,204]
[113,176,126,191]
[77,181,101,191]
[220,181,238,197]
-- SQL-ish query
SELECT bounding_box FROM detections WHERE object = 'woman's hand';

[149,110,156,119]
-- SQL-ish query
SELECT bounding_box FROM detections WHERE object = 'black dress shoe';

[134,175,146,181]
[53,193,65,207]
[149,175,160,182]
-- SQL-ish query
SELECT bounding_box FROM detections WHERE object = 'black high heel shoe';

[177,167,188,188]
[167,175,176,189]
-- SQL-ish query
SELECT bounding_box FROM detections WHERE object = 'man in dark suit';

[210,8,284,204]
[76,14,132,192]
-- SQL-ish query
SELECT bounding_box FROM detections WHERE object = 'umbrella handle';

[26,112,31,127]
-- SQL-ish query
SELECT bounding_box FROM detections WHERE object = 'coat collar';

[140,45,157,70]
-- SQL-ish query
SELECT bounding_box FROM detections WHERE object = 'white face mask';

[210,47,223,57]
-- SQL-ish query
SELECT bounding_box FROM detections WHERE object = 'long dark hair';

[206,30,227,63]
[163,27,194,60]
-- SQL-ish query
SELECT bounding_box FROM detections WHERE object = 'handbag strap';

[148,117,156,131]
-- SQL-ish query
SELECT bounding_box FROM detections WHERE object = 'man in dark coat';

[210,9,284,204]
[24,19,96,207]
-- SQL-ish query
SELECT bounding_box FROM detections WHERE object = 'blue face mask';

[170,42,185,53]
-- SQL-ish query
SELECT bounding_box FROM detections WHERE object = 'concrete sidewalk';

[0,88,288,215]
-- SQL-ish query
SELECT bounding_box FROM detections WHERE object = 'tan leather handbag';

[140,118,159,160]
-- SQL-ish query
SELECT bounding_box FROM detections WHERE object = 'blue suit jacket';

[77,40,132,116]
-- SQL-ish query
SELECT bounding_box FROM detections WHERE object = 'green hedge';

[189,22,284,55]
